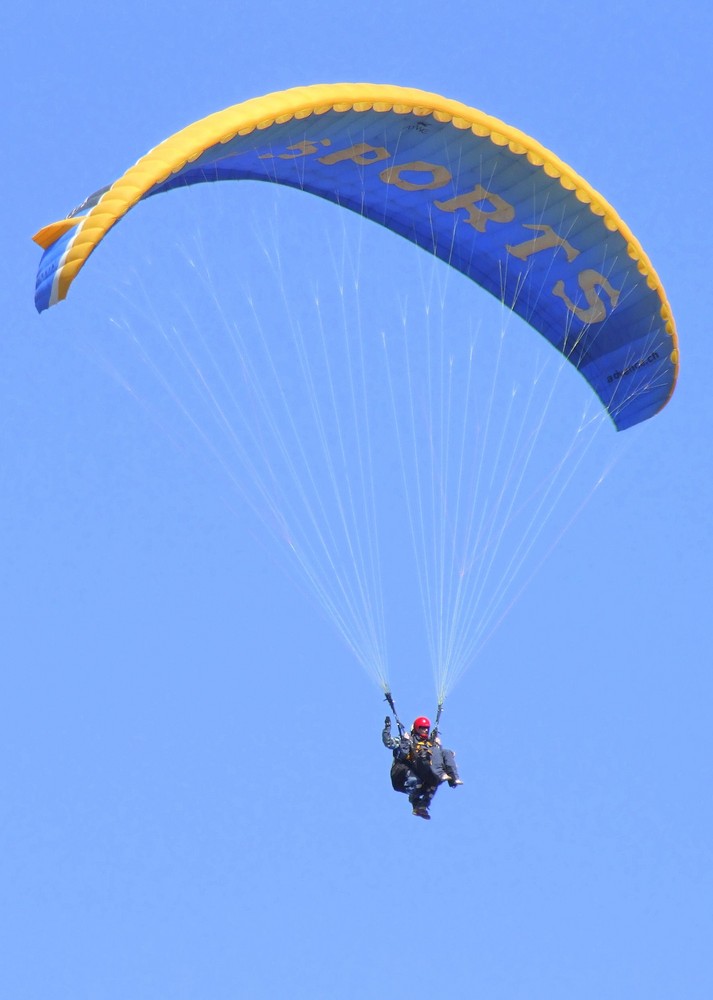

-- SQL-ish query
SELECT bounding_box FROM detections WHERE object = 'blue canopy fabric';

[33,83,678,430]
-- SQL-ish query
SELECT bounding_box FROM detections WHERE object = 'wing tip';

[32,217,83,250]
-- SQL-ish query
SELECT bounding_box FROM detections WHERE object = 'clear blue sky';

[4,3,712,998]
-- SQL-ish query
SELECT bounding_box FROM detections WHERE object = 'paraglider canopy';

[33,83,677,431]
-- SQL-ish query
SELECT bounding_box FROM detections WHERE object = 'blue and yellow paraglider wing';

[32,83,677,430]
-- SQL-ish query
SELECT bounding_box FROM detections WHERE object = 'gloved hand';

[384,716,391,728]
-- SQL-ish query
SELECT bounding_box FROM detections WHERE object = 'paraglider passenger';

[382,715,462,820]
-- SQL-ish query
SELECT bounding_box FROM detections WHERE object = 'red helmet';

[413,716,431,732]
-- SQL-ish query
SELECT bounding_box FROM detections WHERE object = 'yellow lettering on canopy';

[379,160,452,191]
[259,139,331,160]
[319,143,390,166]
[507,224,580,263]
[434,185,515,233]
[553,269,621,323]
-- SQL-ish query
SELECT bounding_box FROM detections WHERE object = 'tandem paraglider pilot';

[382,715,462,820]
